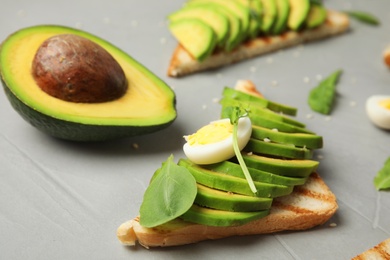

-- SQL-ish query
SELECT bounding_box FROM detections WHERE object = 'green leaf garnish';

[225,106,257,194]
[308,70,343,115]
[345,11,380,26]
[139,155,197,228]
[374,157,390,191]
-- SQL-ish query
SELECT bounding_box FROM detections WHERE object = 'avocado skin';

[3,83,176,142]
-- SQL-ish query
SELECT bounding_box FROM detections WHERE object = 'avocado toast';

[117,80,337,248]
[166,0,349,77]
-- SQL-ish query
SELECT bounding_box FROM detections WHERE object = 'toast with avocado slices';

[117,172,337,247]
[117,80,337,248]
[352,238,390,260]
[167,0,349,77]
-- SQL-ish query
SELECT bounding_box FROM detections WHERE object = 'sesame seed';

[316,74,323,81]
[75,22,83,29]
[103,17,111,24]
[350,101,357,107]
[202,104,207,110]
[303,77,310,83]
[324,116,332,121]
[271,80,278,87]
[306,114,314,119]
[216,73,223,78]
[317,155,324,160]
[212,97,220,103]
[266,57,274,64]
[250,66,257,72]
[264,138,271,142]
[329,223,337,227]
[160,37,167,44]
[132,143,139,149]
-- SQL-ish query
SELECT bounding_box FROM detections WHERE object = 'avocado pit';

[31,34,127,103]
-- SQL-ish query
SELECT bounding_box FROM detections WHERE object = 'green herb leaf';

[227,106,257,194]
[345,11,380,26]
[374,157,390,191]
[139,155,197,228]
[308,70,343,115]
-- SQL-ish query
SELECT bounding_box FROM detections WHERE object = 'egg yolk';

[185,121,233,146]
[379,99,390,110]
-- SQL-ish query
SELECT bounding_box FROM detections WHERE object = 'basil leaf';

[308,70,342,115]
[139,155,197,228]
[374,157,390,191]
[345,11,380,26]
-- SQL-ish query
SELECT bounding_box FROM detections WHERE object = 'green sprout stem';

[232,120,257,194]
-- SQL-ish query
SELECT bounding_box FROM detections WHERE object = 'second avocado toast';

[117,80,337,247]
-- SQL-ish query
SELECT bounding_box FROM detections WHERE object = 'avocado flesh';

[181,204,270,227]
[272,0,290,34]
[195,183,272,212]
[188,0,251,40]
[259,0,278,33]
[305,4,327,29]
[243,153,318,177]
[203,160,308,186]
[287,0,310,30]
[222,87,297,116]
[251,125,323,149]
[169,18,217,62]
[220,97,304,127]
[179,159,294,198]
[168,5,230,47]
[245,138,313,160]
[0,25,176,141]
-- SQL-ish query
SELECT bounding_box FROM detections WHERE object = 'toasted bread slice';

[352,238,390,260]
[167,10,349,77]
[117,172,337,248]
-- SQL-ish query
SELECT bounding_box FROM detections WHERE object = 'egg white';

[183,117,252,165]
[366,95,390,130]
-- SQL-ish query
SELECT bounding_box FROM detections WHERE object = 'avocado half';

[0,25,177,141]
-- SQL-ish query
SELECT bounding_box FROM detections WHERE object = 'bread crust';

[167,10,350,77]
[117,172,338,248]
[352,238,390,260]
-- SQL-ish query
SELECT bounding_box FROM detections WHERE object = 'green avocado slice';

[202,160,308,186]
[222,87,297,116]
[195,183,273,212]
[178,159,294,198]
[168,5,230,47]
[251,125,323,149]
[259,0,278,33]
[242,153,319,177]
[272,0,290,34]
[181,204,270,227]
[245,138,313,159]
[188,0,251,41]
[305,3,327,29]
[0,25,176,141]
[287,0,311,30]
[169,18,217,61]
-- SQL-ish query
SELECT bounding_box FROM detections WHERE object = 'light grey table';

[1,1,389,259]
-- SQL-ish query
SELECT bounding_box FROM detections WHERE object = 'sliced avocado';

[238,0,263,38]
[251,125,323,149]
[178,159,294,198]
[168,5,230,47]
[195,183,272,212]
[169,18,217,62]
[259,0,278,33]
[243,153,319,177]
[222,87,297,116]
[220,97,305,127]
[287,0,311,30]
[180,204,270,227]
[305,4,327,29]
[245,138,313,159]
[272,0,290,35]
[188,0,251,42]
[185,3,242,51]
[0,25,176,141]
[248,114,314,134]
[203,160,308,186]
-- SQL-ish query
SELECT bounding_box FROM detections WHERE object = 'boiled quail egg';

[366,95,390,130]
[183,117,252,165]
